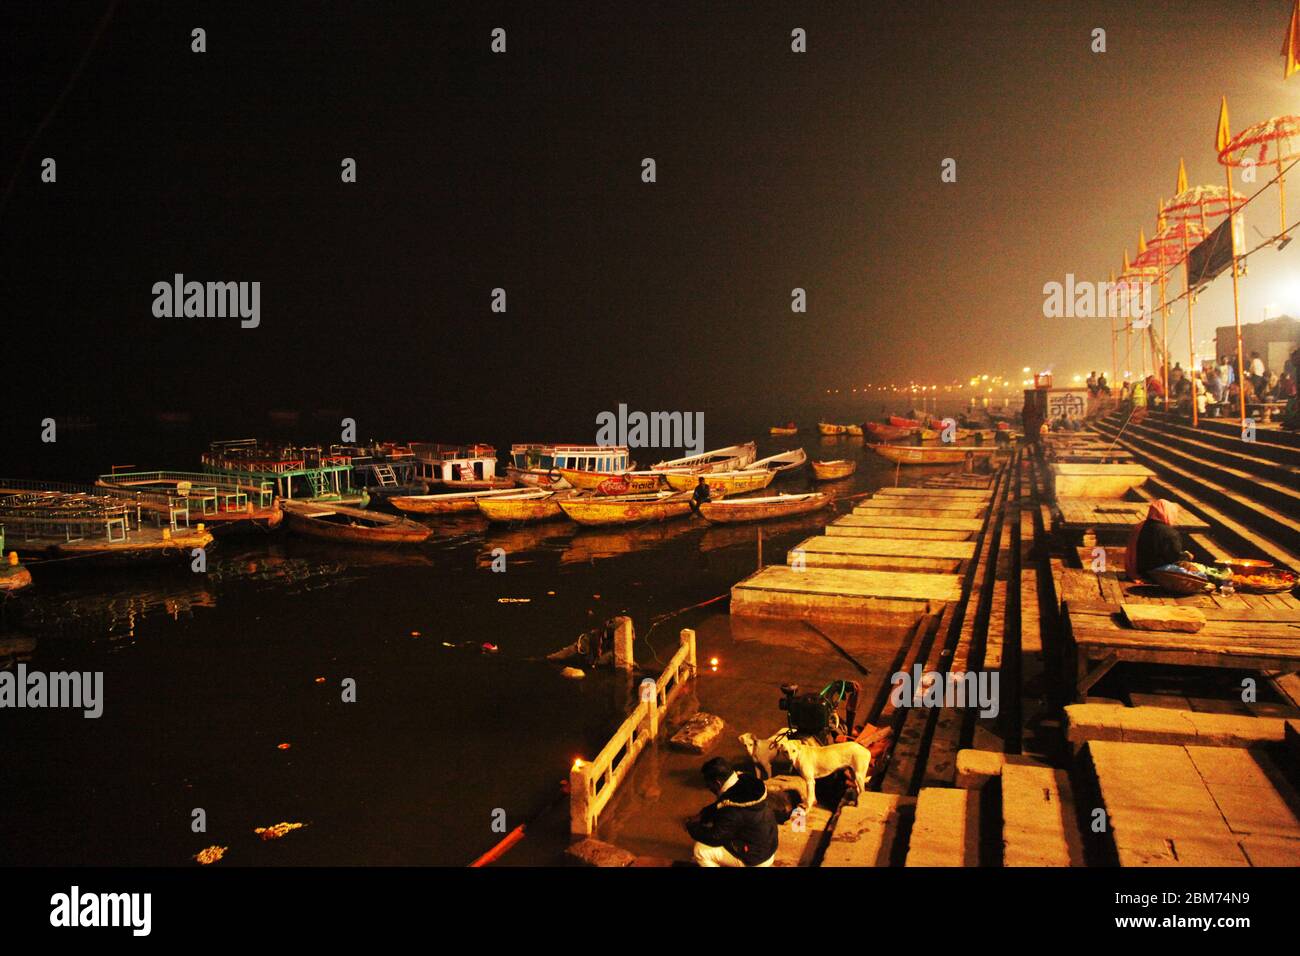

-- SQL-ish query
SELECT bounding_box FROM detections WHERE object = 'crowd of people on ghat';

[1083,346,1300,429]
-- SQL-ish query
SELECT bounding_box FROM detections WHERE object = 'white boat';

[744,448,807,475]
[410,443,513,490]
[651,442,757,474]
[506,443,632,489]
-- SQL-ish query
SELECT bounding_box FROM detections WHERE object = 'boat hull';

[769,426,798,436]
[651,442,757,474]
[281,501,431,544]
[477,493,567,523]
[388,488,522,514]
[811,460,857,480]
[872,444,998,465]
[698,493,829,524]
[555,469,665,495]
[558,494,693,526]
[663,469,775,496]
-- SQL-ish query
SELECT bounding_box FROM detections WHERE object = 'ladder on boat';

[373,465,398,487]
[306,470,332,499]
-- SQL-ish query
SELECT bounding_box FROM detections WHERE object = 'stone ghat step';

[875,487,993,499]
[1092,421,1300,564]
[1082,739,1300,866]
[1120,416,1300,486]
[788,535,975,573]
[1135,411,1300,463]
[904,787,981,866]
[1001,764,1086,866]
[730,565,962,623]
[1100,417,1300,516]
[820,793,914,867]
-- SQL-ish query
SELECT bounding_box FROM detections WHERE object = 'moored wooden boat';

[555,468,665,495]
[744,448,807,475]
[651,442,757,474]
[864,422,912,441]
[388,487,524,515]
[811,459,857,480]
[769,423,799,435]
[889,415,922,428]
[698,492,829,524]
[663,468,776,497]
[818,422,862,436]
[507,443,632,489]
[280,499,432,544]
[476,490,571,523]
[872,444,998,465]
[558,491,693,526]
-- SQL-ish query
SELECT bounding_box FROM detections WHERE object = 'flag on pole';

[1137,229,1147,256]
[1216,97,1232,155]
[1283,0,1300,79]
[1175,158,1188,195]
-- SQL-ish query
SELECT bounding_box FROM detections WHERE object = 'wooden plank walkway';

[730,565,961,622]
[1056,499,1210,534]
[789,535,973,573]
[829,514,985,534]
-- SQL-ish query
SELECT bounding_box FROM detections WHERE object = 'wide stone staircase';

[1090,410,1300,568]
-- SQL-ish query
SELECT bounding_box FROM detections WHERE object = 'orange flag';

[1175,158,1188,196]
[1137,229,1148,256]
[1284,0,1300,79]
[1216,97,1232,155]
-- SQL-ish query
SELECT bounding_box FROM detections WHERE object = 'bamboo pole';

[1224,165,1247,427]
[1183,222,1198,426]
[1159,272,1169,403]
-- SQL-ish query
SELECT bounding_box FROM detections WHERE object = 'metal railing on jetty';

[569,628,697,836]
[100,470,273,510]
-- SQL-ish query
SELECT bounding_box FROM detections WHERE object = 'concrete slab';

[820,793,911,867]
[904,787,980,866]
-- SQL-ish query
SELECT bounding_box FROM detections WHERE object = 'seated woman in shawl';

[1124,499,1193,581]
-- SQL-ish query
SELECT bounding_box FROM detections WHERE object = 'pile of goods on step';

[1147,560,1230,595]
[1149,559,1298,595]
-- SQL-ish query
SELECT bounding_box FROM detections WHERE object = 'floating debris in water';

[314,677,326,684]
[497,597,530,604]
[194,845,227,865]
[481,643,499,654]
[277,742,292,750]
[560,667,585,680]
[547,590,556,596]
[410,630,421,637]
[254,822,306,841]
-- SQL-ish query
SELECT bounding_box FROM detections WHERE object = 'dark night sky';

[3,1,1298,443]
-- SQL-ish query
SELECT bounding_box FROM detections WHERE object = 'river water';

[0,399,1001,865]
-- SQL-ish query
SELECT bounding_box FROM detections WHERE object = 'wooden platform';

[1050,463,1155,498]
[874,487,991,500]
[854,501,986,519]
[1056,499,1211,534]
[730,565,961,623]
[790,535,975,573]
[828,514,984,536]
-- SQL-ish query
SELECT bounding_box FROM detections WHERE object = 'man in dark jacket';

[686,758,779,867]
[689,477,712,513]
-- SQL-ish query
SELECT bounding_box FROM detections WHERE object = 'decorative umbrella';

[1162,158,1244,225]
[1135,215,1209,406]
[1217,114,1300,239]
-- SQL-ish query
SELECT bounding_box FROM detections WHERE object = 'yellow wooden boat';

[662,469,775,497]
[698,492,829,524]
[769,424,798,436]
[554,468,665,495]
[476,490,573,523]
[558,491,693,526]
[872,444,998,465]
[389,487,524,515]
[818,423,863,436]
[811,459,857,480]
